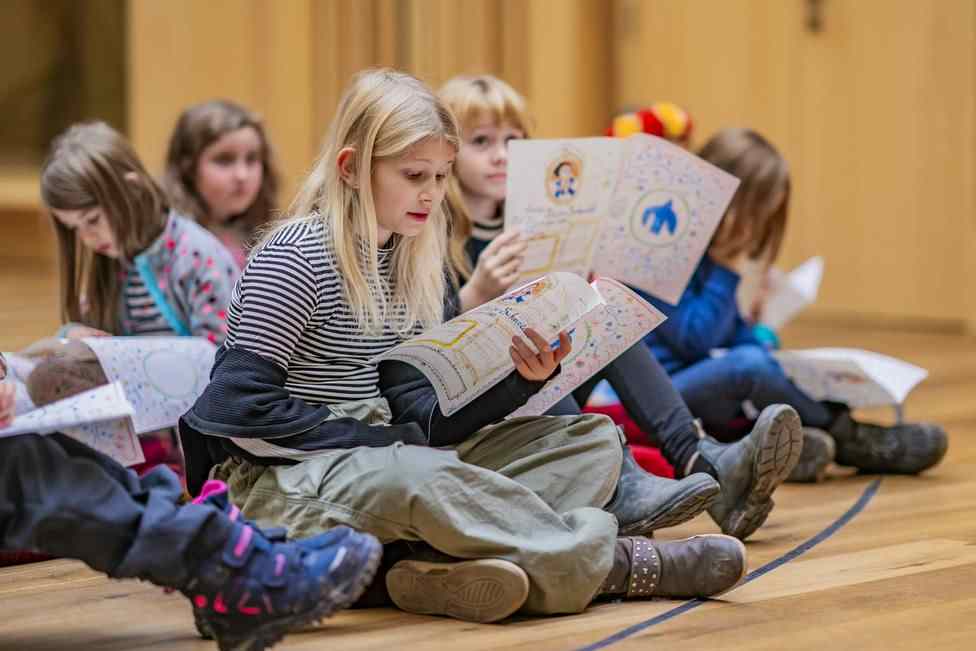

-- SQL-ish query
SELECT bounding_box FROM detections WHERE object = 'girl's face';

[455,119,524,203]
[194,126,264,223]
[370,137,455,245]
[51,207,120,258]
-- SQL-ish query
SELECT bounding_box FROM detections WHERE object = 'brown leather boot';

[599,535,747,600]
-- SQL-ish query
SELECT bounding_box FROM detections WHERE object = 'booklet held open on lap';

[373,272,666,417]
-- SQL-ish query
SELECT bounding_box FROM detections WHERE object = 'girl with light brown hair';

[164,100,280,269]
[641,127,948,481]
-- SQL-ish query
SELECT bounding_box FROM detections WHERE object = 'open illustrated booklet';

[503,133,741,304]
[373,272,666,417]
[1,337,217,466]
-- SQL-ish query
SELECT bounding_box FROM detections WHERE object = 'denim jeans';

[671,345,834,429]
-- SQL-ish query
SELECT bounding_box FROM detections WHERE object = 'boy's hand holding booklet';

[373,272,666,417]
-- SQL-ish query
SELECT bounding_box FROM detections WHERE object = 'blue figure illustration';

[552,162,577,199]
[641,199,678,236]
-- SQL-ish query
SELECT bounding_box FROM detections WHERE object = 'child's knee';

[382,445,465,494]
[579,413,625,450]
[729,345,777,375]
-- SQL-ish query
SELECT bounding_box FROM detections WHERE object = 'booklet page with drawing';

[504,134,740,304]
[0,362,143,467]
[1,337,216,466]
[373,272,666,417]
[773,348,928,408]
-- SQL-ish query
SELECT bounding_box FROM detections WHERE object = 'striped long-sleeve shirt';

[180,217,550,482]
[224,219,414,404]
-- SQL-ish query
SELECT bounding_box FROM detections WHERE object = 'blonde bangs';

[439,75,533,137]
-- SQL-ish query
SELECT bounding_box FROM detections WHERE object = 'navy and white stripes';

[224,220,412,405]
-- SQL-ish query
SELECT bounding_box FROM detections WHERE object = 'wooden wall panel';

[612,0,794,156]
[788,0,975,322]
[124,0,975,328]
[611,0,975,326]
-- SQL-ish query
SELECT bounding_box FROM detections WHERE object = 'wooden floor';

[2,212,975,649]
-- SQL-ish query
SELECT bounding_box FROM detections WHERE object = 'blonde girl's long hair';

[699,128,791,263]
[40,122,169,333]
[438,75,534,280]
[163,99,280,239]
[261,68,459,335]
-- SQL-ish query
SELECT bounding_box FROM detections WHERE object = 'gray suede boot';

[698,404,802,540]
[599,534,747,600]
[787,428,836,483]
[605,445,720,536]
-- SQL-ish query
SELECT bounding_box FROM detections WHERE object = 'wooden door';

[613,0,975,326]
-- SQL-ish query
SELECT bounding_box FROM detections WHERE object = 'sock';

[662,420,718,479]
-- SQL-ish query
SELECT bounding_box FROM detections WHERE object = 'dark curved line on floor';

[574,478,883,651]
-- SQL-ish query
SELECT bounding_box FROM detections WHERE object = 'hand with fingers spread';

[461,230,528,310]
[510,328,571,382]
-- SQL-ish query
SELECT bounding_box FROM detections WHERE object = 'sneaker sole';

[387,558,529,623]
[726,406,803,540]
[617,475,720,535]
[211,532,384,651]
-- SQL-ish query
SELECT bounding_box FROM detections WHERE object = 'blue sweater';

[639,257,760,374]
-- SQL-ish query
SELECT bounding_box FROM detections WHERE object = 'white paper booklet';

[759,256,824,329]
[373,272,664,416]
[774,347,928,408]
[509,277,665,418]
[505,134,740,304]
[82,336,217,434]
[0,380,144,466]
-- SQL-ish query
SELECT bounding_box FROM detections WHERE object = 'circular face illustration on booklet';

[630,190,690,247]
[546,152,583,205]
[142,349,202,399]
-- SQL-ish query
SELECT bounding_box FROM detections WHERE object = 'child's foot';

[605,445,720,535]
[830,412,948,474]
[387,557,530,623]
[787,428,836,483]
[599,534,747,600]
[184,523,381,651]
[186,481,382,650]
[699,405,802,540]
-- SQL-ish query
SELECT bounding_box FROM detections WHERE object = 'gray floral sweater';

[59,212,240,345]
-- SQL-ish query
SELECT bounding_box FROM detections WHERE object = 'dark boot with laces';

[830,411,948,474]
